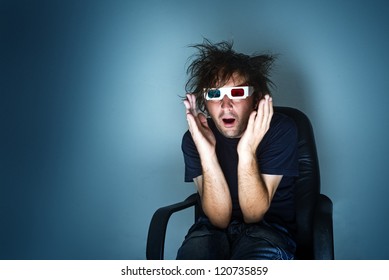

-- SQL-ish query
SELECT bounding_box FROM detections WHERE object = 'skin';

[184,73,283,228]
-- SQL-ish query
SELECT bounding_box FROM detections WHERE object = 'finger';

[262,95,270,126]
[186,111,194,130]
[184,99,191,114]
[185,95,196,118]
[246,110,257,134]
[255,98,265,127]
[198,113,208,128]
[261,95,273,132]
[269,96,273,119]
[186,112,199,135]
[186,93,198,116]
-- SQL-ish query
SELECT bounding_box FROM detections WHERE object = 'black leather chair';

[146,107,334,260]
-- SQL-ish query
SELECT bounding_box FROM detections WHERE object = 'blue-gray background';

[1,0,388,260]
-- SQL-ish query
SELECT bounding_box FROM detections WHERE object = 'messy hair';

[185,39,276,113]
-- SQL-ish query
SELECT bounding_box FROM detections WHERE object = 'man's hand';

[184,94,216,156]
[184,94,232,228]
[237,95,273,156]
[237,95,277,223]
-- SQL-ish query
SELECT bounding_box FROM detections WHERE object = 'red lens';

[231,88,244,97]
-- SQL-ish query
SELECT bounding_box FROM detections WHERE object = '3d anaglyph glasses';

[204,86,254,100]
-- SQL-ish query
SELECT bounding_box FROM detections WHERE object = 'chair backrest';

[275,107,320,259]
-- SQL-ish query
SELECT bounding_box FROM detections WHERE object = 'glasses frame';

[204,86,254,101]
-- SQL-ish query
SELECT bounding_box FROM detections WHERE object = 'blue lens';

[207,89,220,99]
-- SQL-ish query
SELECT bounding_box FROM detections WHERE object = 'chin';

[221,129,242,139]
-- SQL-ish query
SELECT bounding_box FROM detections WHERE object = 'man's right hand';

[184,94,232,228]
[184,94,216,157]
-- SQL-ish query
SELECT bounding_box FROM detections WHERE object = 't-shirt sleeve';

[257,114,299,176]
[181,130,202,182]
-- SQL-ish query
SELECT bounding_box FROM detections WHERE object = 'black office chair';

[146,107,334,260]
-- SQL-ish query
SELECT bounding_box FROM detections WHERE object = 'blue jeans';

[176,217,296,260]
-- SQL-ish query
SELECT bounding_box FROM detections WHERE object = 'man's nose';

[221,95,233,109]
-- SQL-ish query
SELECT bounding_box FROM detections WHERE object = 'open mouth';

[222,118,236,126]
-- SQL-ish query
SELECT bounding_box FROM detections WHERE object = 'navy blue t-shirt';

[182,112,299,231]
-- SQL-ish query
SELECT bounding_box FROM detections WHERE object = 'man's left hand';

[237,94,273,156]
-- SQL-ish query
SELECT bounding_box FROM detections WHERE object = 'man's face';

[205,73,256,138]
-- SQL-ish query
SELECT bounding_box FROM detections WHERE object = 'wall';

[1,0,389,259]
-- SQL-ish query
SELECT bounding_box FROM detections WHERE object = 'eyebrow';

[215,83,248,88]
[236,83,248,87]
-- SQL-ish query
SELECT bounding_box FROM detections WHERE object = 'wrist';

[237,141,257,158]
[237,150,257,165]
[200,152,219,170]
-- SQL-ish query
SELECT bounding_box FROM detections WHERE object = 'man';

[177,40,299,260]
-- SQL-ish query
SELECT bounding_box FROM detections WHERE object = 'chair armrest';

[313,194,334,259]
[146,193,198,260]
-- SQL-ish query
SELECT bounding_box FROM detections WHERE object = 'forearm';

[237,152,270,223]
[200,154,232,229]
